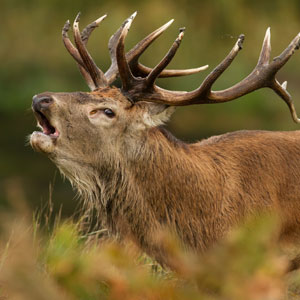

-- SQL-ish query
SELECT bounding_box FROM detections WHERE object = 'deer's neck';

[106,126,222,253]
[73,127,228,257]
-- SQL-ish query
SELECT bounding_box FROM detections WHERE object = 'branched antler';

[62,12,300,122]
[105,15,207,83]
[114,14,190,98]
[62,14,108,90]
[114,24,300,123]
[73,13,108,88]
[62,12,207,91]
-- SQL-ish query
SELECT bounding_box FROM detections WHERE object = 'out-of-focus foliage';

[1,3,300,299]
[1,209,299,300]
[1,1,300,223]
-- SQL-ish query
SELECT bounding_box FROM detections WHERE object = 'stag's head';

[30,13,207,169]
[30,12,300,175]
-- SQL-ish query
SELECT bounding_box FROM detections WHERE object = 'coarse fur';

[30,87,300,268]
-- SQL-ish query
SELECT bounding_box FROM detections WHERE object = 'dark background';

[2,0,300,217]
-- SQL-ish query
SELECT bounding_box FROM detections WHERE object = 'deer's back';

[128,129,300,255]
[193,130,300,245]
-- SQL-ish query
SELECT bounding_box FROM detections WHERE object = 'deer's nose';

[32,95,54,111]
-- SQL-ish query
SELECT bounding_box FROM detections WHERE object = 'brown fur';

[30,88,300,267]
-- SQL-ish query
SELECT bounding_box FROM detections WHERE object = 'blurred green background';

[1,0,300,217]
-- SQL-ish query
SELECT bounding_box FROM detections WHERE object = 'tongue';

[42,126,52,135]
[38,112,55,135]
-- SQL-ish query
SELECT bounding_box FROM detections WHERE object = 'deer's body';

[88,128,300,262]
[30,12,300,267]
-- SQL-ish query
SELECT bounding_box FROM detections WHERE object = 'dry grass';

[0,208,299,300]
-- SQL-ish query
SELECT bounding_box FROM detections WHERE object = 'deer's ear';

[141,103,176,127]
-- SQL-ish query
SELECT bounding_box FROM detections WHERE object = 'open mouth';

[34,110,60,138]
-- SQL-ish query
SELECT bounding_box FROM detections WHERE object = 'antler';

[62,13,108,90]
[61,12,300,123]
[115,24,300,123]
[62,12,207,91]
[115,14,188,95]
[105,14,208,84]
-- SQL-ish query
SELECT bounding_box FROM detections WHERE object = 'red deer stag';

[30,12,300,268]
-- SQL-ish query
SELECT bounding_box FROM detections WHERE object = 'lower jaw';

[30,131,56,154]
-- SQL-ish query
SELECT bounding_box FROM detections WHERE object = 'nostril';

[32,95,53,111]
[40,97,53,105]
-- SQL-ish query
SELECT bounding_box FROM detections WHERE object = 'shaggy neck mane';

[61,125,227,261]
[100,126,194,229]
[103,127,213,252]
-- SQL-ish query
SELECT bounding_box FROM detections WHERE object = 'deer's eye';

[103,108,115,118]
[89,108,115,118]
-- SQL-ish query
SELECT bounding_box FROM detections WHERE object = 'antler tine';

[81,14,107,45]
[62,20,86,69]
[62,20,96,90]
[115,12,138,91]
[128,19,174,64]
[257,27,271,66]
[145,28,186,87]
[105,18,128,82]
[196,34,245,98]
[135,63,209,78]
[267,32,300,123]
[272,79,300,123]
[73,12,108,88]
[270,32,300,71]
